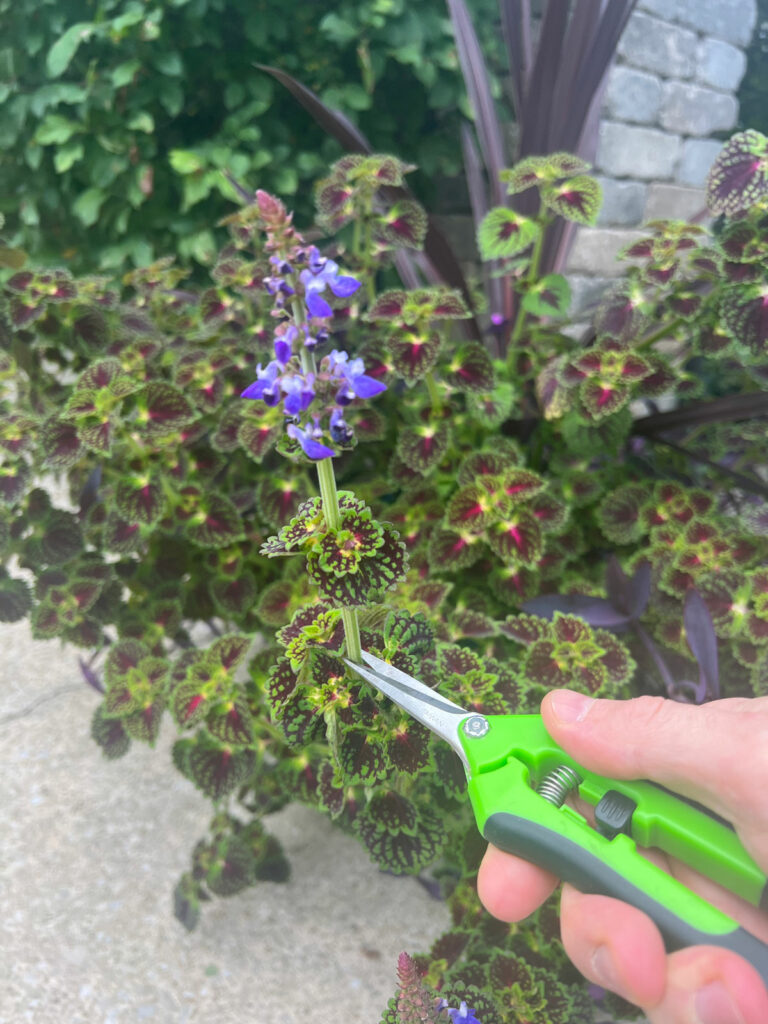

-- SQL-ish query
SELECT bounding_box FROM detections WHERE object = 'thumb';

[540,690,768,847]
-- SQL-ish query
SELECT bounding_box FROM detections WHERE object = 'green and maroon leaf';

[206,838,255,897]
[256,474,310,529]
[446,483,495,533]
[0,571,32,622]
[254,581,294,625]
[443,343,495,393]
[122,698,166,744]
[91,704,131,759]
[457,448,519,487]
[172,683,209,728]
[477,208,540,259]
[316,178,354,223]
[317,761,345,818]
[267,656,299,711]
[104,638,150,687]
[210,573,256,617]
[175,735,255,800]
[706,130,768,215]
[521,273,571,317]
[598,485,647,545]
[529,493,569,533]
[353,408,387,441]
[206,696,254,745]
[451,608,497,638]
[487,509,543,567]
[541,176,602,225]
[360,818,442,874]
[468,379,517,428]
[552,614,592,645]
[378,200,428,250]
[498,469,547,507]
[76,358,124,392]
[525,640,572,689]
[397,420,450,475]
[427,527,485,572]
[115,474,164,526]
[337,728,388,784]
[138,381,197,440]
[386,720,431,774]
[580,378,631,421]
[185,495,244,548]
[39,417,84,469]
[389,330,442,382]
[498,613,548,646]
[310,523,408,606]
[490,564,539,606]
[720,281,768,355]
[366,290,407,321]
[500,156,548,194]
[366,790,418,834]
[104,513,142,554]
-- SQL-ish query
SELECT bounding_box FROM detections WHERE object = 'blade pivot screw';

[463,715,489,738]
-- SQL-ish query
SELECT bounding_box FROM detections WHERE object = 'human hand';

[477,691,768,1023]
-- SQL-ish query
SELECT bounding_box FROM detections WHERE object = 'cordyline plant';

[2,129,768,1023]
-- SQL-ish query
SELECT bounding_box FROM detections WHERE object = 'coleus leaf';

[706,129,768,215]
[337,727,388,785]
[137,382,197,440]
[477,208,540,259]
[121,698,167,744]
[597,485,647,545]
[427,527,485,572]
[357,807,443,873]
[487,509,543,567]
[467,380,516,428]
[173,734,255,801]
[720,281,768,355]
[397,420,450,475]
[579,377,631,421]
[443,343,495,393]
[500,156,550,194]
[104,513,142,554]
[255,473,311,530]
[446,483,496,533]
[386,719,431,774]
[308,522,408,606]
[365,790,418,834]
[205,837,255,897]
[541,176,602,225]
[521,273,571,317]
[498,612,548,645]
[115,474,164,526]
[91,704,131,759]
[39,417,84,469]
[377,200,428,250]
[181,493,245,548]
[0,460,29,507]
[457,448,520,487]
[205,695,254,745]
[388,330,442,383]
[0,571,32,622]
[210,573,256,618]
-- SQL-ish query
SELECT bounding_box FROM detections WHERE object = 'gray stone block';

[638,0,757,48]
[696,36,748,91]
[677,138,724,187]
[618,12,697,78]
[660,81,739,135]
[644,183,709,222]
[567,275,614,315]
[603,65,662,123]
[597,122,681,180]
[567,227,647,277]
[595,176,648,226]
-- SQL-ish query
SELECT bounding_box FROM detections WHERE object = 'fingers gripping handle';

[483,812,768,988]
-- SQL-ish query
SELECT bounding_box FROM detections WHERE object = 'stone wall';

[568,0,758,313]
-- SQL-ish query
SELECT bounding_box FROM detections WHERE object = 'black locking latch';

[595,789,637,840]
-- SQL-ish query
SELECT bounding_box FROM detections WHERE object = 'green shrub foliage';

[2,132,768,1021]
[0,0,499,272]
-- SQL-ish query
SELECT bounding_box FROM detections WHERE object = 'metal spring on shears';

[537,765,582,807]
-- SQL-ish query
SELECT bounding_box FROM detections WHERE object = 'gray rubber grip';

[484,811,768,987]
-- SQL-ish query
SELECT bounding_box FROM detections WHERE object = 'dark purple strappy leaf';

[683,588,720,701]
[522,593,631,629]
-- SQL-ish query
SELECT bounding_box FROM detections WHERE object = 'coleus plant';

[1,132,768,1023]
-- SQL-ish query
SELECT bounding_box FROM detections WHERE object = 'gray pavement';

[1,621,450,1023]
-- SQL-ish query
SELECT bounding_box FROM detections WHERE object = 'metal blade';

[344,650,471,768]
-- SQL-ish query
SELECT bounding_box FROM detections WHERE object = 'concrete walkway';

[1,621,450,1023]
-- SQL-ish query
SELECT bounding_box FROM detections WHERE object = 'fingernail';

[590,945,619,991]
[550,689,593,724]
[694,981,744,1024]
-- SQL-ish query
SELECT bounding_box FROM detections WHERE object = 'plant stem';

[636,317,685,350]
[508,210,549,355]
[315,456,362,661]
[425,371,442,414]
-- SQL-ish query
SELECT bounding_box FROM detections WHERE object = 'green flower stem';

[316,456,362,662]
[507,211,549,356]
[636,317,685,349]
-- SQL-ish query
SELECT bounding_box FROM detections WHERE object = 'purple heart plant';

[1,134,768,1023]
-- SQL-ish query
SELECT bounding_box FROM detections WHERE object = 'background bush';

[0,0,500,273]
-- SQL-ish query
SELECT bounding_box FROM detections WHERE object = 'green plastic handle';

[461,713,768,986]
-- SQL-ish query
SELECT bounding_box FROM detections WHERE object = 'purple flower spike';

[286,421,335,460]
[437,1000,482,1024]
[306,289,334,319]
[274,325,297,364]
[241,361,282,405]
[329,351,387,401]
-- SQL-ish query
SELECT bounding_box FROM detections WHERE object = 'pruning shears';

[345,650,768,986]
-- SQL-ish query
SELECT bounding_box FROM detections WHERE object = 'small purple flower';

[274,325,297,364]
[241,361,282,405]
[286,419,334,460]
[437,1000,482,1024]
[281,372,315,415]
[329,407,353,445]
[327,349,387,404]
[300,246,361,318]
